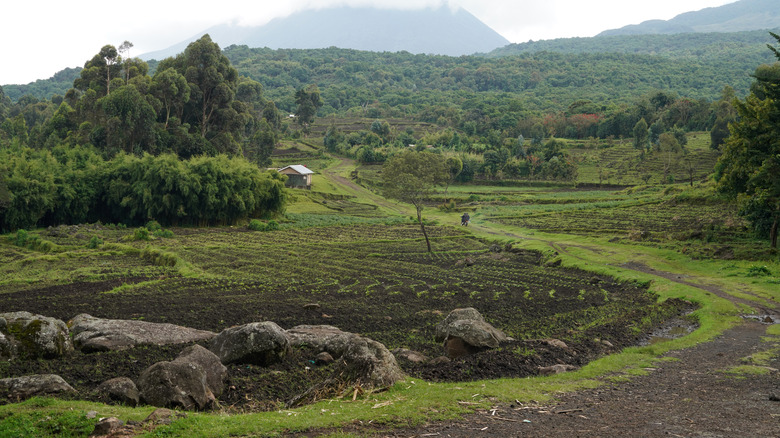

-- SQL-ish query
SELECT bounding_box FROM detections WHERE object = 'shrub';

[746,265,772,277]
[134,227,150,241]
[14,229,29,247]
[145,220,162,231]
[87,236,104,249]
[265,220,279,231]
[248,219,266,231]
[153,229,174,238]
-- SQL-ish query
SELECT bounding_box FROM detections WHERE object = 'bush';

[153,229,174,238]
[87,235,104,249]
[248,219,266,231]
[133,227,150,241]
[145,220,162,231]
[265,220,279,231]
[746,265,772,277]
[14,229,28,247]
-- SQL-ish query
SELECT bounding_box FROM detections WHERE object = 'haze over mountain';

[141,4,509,61]
[599,0,780,36]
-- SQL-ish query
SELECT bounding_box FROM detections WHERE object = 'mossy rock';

[0,312,74,359]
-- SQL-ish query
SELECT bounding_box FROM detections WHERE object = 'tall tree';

[294,85,323,128]
[159,35,240,148]
[632,118,649,150]
[382,150,449,252]
[150,67,191,129]
[715,32,780,248]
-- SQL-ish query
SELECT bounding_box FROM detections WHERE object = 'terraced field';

[1,221,685,411]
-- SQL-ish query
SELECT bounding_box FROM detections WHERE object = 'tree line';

[0,143,287,233]
[0,35,290,232]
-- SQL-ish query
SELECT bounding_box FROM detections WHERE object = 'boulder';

[286,325,357,357]
[339,336,404,388]
[175,345,227,398]
[97,377,139,407]
[288,335,404,407]
[0,374,77,401]
[210,322,290,366]
[434,308,507,356]
[91,417,124,436]
[137,344,227,411]
[0,312,74,359]
[137,360,215,411]
[0,331,15,360]
[68,314,216,352]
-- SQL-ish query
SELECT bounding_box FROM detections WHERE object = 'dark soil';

[312,259,780,438]
[0,256,689,413]
[370,319,780,438]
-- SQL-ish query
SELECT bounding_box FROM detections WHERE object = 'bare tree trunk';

[771,217,778,249]
[417,205,431,253]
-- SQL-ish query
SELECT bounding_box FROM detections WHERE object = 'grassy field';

[1,138,778,437]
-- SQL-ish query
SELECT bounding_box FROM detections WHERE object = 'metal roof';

[278,164,314,175]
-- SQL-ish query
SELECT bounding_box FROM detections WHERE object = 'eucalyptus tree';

[382,150,449,252]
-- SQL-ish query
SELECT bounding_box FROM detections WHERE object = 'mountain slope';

[141,5,509,61]
[599,0,780,36]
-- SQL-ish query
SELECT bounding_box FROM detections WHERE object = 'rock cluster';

[0,306,579,412]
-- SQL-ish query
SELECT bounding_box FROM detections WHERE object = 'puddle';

[639,318,698,345]
[743,314,779,324]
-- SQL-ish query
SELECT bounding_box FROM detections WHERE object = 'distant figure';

[461,212,470,226]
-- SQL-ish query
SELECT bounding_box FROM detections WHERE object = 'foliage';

[0,146,288,232]
[86,235,103,248]
[382,150,449,251]
[1,36,279,167]
[248,219,265,231]
[133,227,150,241]
[716,33,780,247]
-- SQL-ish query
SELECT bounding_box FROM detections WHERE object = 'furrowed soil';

[0,224,689,413]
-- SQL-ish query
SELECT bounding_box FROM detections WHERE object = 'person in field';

[461,212,470,226]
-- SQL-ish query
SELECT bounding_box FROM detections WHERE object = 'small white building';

[278,165,314,189]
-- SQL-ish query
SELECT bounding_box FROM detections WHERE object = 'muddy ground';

[0,273,688,413]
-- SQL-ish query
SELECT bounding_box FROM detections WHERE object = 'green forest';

[1,30,779,243]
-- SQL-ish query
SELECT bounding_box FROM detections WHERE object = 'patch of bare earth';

[356,264,780,438]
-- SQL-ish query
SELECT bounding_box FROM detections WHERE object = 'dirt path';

[311,167,780,437]
[371,226,780,437]
[320,157,407,215]
[381,320,779,438]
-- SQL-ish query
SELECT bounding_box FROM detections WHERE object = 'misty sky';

[1,0,736,85]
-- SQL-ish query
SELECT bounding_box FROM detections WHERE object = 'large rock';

[97,377,140,407]
[138,360,215,411]
[0,331,15,360]
[339,336,404,388]
[210,322,290,366]
[0,312,74,359]
[137,345,227,411]
[176,345,227,398]
[434,308,508,357]
[286,325,358,357]
[288,335,404,407]
[0,374,77,401]
[68,314,216,352]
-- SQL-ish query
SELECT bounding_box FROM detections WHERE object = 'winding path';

[315,166,780,437]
